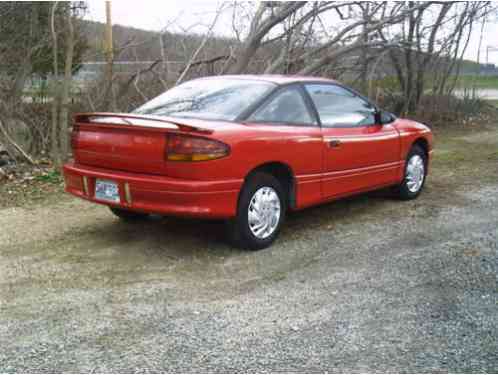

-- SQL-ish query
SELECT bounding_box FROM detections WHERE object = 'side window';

[248,86,317,125]
[305,84,376,127]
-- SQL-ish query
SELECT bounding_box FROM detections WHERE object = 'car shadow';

[283,187,395,232]
[49,187,399,294]
[66,187,397,270]
[102,187,395,255]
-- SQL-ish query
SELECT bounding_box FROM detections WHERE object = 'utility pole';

[105,1,113,74]
[105,1,116,110]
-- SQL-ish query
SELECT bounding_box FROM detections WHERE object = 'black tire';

[109,207,149,221]
[393,144,427,200]
[228,172,286,250]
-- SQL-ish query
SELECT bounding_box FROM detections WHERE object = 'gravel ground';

[0,126,497,373]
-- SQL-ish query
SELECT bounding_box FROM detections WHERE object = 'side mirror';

[377,110,396,125]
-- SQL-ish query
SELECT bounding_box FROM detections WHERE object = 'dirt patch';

[0,166,64,209]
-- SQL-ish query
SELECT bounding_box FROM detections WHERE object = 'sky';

[84,0,498,65]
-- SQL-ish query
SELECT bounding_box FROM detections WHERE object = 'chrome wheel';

[248,186,281,239]
[406,154,425,193]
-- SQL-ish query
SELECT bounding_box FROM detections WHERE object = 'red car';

[64,75,433,250]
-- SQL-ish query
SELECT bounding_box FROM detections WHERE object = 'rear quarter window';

[248,86,317,126]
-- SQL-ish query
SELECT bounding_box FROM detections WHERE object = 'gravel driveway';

[1,126,497,372]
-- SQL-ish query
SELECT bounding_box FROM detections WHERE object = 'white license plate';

[95,179,120,203]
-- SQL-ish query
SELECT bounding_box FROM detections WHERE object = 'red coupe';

[64,75,433,249]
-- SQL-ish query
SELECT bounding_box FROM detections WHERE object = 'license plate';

[95,179,120,203]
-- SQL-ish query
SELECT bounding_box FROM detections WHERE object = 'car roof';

[195,74,339,86]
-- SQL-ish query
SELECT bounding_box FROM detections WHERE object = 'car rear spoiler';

[74,112,213,134]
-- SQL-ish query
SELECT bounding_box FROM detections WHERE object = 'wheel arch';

[412,137,430,160]
[242,161,297,210]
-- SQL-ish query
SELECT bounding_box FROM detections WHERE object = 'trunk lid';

[71,113,215,175]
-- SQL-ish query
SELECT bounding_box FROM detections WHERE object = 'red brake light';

[166,134,229,161]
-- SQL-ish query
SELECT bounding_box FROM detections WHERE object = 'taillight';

[166,134,229,162]
[70,124,80,150]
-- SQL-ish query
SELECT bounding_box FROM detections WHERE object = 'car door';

[304,83,400,199]
[244,85,323,208]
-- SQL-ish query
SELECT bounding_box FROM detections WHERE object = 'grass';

[431,125,498,184]
[35,170,62,184]
[454,75,498,89]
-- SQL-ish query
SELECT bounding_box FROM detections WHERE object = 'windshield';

[133,78,276,121]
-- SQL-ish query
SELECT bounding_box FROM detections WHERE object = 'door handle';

[328,139,341,148]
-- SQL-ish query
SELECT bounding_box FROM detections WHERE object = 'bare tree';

[226,2,306,74]
[50,1,60,164]
[59,4,75,163]
[49,2,85,166]
[376,1,492,113]
[176,2,226,85]
[223,2,441,79]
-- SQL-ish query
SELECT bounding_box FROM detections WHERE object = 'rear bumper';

[63,162,243,218]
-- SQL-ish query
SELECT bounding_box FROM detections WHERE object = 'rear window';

[133,78,275,121]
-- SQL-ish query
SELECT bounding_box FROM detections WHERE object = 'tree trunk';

[105,1,116,111]
[225,2,306,74]
[414,3,452,107]
[59,6,75,164]
[50,2,60,166]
